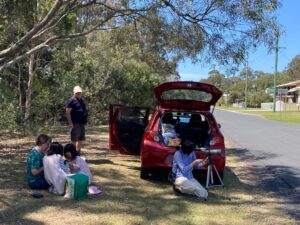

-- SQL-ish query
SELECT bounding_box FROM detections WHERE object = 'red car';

[109,81,225,180]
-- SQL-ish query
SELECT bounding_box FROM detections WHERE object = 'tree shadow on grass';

[86,159,115,165]
[0,163,195,224]
[0,153,296,225]
[0,128,298,224]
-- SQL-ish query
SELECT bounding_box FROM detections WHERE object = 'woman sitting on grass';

[172,140,208,200]
[26,134,51,189]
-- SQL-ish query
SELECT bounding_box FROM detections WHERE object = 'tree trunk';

[24,54,35,124]
[18,63,23,109]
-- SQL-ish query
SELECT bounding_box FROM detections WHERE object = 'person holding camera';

[172,140,208,200]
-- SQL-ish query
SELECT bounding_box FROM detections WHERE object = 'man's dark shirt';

[66,96,88,124]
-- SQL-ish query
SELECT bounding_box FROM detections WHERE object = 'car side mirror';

[218,123,221,129]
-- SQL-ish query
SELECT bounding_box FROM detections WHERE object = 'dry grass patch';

[0,126,296,225]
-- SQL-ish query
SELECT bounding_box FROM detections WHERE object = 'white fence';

[232,102,244,108]
[261,101,285,111]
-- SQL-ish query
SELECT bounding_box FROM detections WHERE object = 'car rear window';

[161,89,212,102]
[161,112,206,124]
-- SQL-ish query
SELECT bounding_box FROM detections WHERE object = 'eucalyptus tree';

[253,70,273,90]
[279,55,300,83]
[0,0,39,127]
[201,70,226,91]
[1,0,281,71]
[227,69,274,106]
[0,0,282,128]
[44,31,165,123]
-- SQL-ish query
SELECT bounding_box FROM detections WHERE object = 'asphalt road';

[214,109,300,190]
[214,109,300,221]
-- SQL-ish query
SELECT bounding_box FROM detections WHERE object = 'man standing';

[66,86,88,155]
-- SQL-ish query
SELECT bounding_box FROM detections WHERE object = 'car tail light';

[209,133,225,157]
[209,136,223,146]
[144,131,160,142]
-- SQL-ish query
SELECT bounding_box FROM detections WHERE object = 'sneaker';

[172,185,183,196]
[48,185,54,193]
[49,186,59,195]
[64,192,72,199]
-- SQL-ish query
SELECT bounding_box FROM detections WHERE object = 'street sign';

[277,88,288,95]
[265,87,288,95]
[265,87,275,94]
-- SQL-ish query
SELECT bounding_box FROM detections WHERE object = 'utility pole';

[273,32,279,112]
[244,59,248,109]
[226,73,231,106]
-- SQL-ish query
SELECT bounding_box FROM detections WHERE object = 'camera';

[197,147,221,155]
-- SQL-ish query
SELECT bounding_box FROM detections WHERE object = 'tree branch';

[161,0,199,24]
[0,0,64,59]
[32,0,80,40]
[0,12,116,71]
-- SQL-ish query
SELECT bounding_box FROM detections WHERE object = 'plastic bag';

[64,173,88,200]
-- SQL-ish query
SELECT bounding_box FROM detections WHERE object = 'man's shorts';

[71,123,86,141]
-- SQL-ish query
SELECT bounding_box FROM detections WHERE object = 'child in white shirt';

[43,142,67,195]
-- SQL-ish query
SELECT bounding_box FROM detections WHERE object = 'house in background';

[276,80,300,111]
[277,80,300,104]
[261,80,300,111]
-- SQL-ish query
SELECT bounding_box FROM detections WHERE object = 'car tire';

[140,167,151,179]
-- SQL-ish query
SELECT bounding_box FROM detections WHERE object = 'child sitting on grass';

[63,143,92,184]
[43,142,68,195]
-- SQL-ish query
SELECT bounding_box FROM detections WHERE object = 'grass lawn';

[241,110,300,124]
[0,126,296,225]
[218,106,300,124]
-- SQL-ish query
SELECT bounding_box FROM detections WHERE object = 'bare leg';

[72,141,82,155]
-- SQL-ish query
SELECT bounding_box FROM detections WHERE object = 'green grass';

[243,110,300,124]
[218,106,300,124]
[0,126,296,225]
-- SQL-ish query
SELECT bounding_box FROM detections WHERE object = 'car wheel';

[140,167,151,179]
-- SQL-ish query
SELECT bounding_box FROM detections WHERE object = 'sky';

[178,0,300,81]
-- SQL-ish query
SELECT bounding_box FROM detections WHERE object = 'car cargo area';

[159,112,210,148]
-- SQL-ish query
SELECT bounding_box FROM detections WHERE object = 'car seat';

[187,114,209,146]
[188,114,203,128]
[162,112,176,125]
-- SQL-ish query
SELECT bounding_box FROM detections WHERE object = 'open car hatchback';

[109,81,225,180]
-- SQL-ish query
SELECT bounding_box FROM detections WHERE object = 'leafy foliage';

[1,0,281,70]
[27,31,166,126]
[0,0,286,131]
[279,55,300,83]
[201,69,275,108]
[0,81,20,131]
